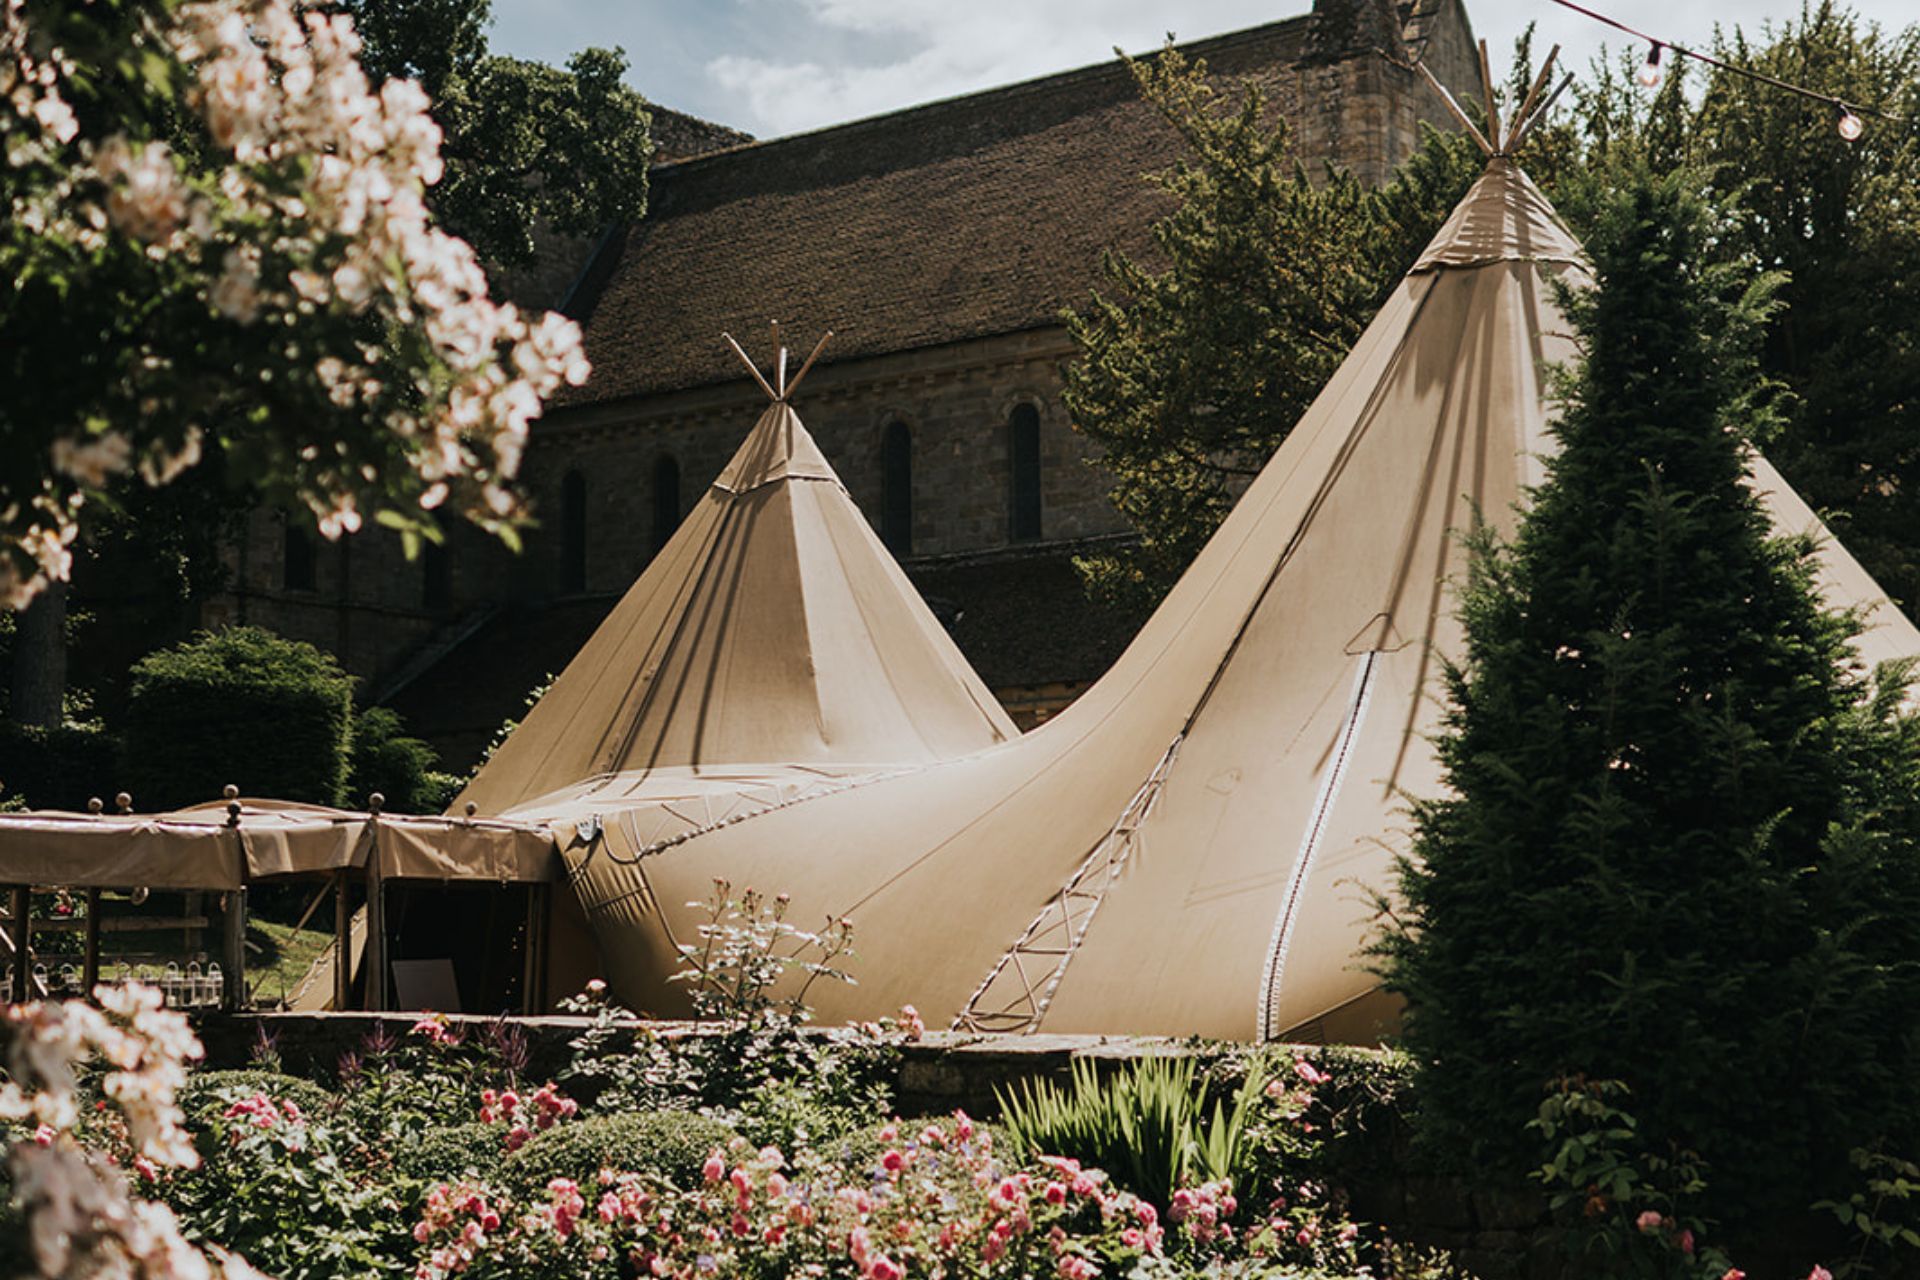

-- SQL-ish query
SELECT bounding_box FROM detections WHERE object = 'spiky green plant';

[995,1054,1266,1208]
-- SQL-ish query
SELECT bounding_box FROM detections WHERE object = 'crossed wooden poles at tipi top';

[723,322,834,403]
[1415,38,1574,159]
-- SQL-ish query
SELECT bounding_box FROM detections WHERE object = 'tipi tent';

[518,110,1920,1040]
[458,383,1016,818]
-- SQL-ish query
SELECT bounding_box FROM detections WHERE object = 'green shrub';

[997,1053,1266,1210]
[397,1121,508,1183]
[345,704,450,813]
[0,720,118,810]
[176,1068,335,1123]
[123,627,353,809]
[505,1110,734,1190]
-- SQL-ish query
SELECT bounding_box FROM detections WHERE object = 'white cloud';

[704,0,1920,138]
[706,0,1283,134]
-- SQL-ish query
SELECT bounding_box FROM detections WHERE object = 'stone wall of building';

[521,330,1120,595]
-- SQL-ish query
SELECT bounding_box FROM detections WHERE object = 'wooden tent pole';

[1477,39,1502,151]
[784,330,835,400]
[1415,62,1495,156]
[1507,75,1575,155]
[1507,45,1561,151]
[5,886,27,1002]
[333,869,352,1011]
[81,888,100,995]
[221,889,248,1010]
[365,800,387,1012]
[720,332,779,401]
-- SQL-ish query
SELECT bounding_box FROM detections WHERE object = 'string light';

[1636,42,1663,89]
[1548,0,1909,141]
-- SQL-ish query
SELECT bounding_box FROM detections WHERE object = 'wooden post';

[2,886,25,1005]
[520,884,540,1014]
[82,888,101,995]
[221,889,248,1010]
[365,800,387,1012]
[333,870,352,1011]
[8,885,30,1002]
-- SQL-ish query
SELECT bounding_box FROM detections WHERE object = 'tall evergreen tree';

[1374,167,1920,1233]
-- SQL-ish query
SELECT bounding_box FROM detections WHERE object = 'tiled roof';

[562,3,1416,407]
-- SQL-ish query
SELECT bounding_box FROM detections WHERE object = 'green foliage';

[122,627,353,809]
[504,1110,735,1191]
[556,982,899,1150]
[1528,1078,1732,1278]
[670,879,857,1021]
[0,719,118,810]
[1062,45,1481,607]
[175,1069,336,1124]
[997,1054,1267,1210]
[164,1087,406,1280]
[397,1121,511,1183]
[1815,1147,1920,1276]
[334,0,652,269]
[347,703,457,813]
[1374,166,1920,1233]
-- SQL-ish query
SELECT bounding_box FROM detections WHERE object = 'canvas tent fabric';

[455,400,1016,817]
[0,800,557,889]
[536,158,1920,1039]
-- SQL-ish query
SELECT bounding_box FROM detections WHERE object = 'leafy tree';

[1373,168,1920,1235]
[1694,6,1920,611]
[1061,47,1480,607]
[332,0,653,268]
[0,0,592,609]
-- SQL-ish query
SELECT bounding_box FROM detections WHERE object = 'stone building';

[204,0,1481,769]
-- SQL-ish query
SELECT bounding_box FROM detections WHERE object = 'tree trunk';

[10,579,67,727]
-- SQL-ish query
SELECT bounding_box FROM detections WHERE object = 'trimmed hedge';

[177,1069,336,1123]
[397,1122,507,1183]
[345,705,456,814]
[0,720,118,810]
[122,627,353,809]
[504,1111,735,1191]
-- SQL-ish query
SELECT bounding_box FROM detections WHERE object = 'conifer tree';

[1061,47,1479,608]
[1375,168,1920,1231]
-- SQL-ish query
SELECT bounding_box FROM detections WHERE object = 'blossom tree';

[0,0,594,609]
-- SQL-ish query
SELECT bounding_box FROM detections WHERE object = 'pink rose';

[703,1151,726,1183]
[1636,1210,1665,1233]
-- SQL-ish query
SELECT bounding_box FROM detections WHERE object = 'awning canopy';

[0,799,559,890]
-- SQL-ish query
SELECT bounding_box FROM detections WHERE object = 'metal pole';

[333,869,352,1011]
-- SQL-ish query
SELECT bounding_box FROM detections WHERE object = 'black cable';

[1546,0,1909,126]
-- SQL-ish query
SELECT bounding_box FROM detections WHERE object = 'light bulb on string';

[1636,42,1663,88]
[1836,103,1864,141]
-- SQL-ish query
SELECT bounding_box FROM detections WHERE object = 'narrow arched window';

[1009,403,1043,542]
[560,470,587,593]
[881,421,913,555]
[423,533,451,611]
[651,455,681,554]
[283,516,316,592]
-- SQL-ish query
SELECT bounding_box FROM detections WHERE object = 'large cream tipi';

[507,99,1920,1039]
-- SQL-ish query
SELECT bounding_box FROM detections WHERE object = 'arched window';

[560,470,587,593]
[422,532,451,612]
[881,421,913,555]
[1008,403,1043,542]
[283,515,316,592]
[651,455,681,555]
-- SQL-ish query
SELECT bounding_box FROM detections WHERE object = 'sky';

[486,1,1917,139]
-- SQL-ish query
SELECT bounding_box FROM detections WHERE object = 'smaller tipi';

[456,333,1015,818]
